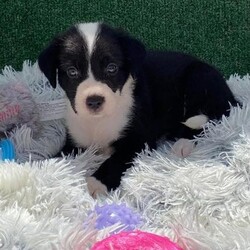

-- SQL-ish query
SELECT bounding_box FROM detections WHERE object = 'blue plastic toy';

[0,139,15,160]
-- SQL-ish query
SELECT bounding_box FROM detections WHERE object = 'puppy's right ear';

[38,40,60,88]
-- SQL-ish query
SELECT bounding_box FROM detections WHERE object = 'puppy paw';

[86,176,108,198]
[172,138,195,158]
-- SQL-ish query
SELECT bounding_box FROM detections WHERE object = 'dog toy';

[0,139,15,160]
[0,62,66,162]
[0,81,40,134]
[91,230,183,250]
[89,203,142,233]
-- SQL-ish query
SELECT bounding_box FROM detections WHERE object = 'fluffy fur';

[38,22,238,195]
[0,64,249,249]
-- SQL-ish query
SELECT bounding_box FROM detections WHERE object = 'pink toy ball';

[91,230,183,250]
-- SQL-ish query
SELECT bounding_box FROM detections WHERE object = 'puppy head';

[38,22,145,117]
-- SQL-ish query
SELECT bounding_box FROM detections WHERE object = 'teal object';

[0,139,15,161]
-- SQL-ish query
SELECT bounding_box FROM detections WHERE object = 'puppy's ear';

[38,40,60,88]
[119,33,146,74]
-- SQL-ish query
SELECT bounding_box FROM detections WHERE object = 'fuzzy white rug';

[0,63,250,249]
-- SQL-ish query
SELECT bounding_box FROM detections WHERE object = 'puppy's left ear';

[38,39,60,88]
[120,33,146,74]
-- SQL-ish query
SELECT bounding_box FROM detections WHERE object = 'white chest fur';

[66,107,130,148]
[65,77,134,149]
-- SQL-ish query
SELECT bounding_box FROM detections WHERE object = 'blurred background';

[0,0,249,77]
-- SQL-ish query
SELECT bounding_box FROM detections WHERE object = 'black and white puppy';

[38,22,238,197]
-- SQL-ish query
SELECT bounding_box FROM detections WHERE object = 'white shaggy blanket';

[0,69,250,249]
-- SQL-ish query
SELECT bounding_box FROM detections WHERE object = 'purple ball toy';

[93,203,142,233]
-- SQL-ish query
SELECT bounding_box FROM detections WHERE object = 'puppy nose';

[86,95,105,111]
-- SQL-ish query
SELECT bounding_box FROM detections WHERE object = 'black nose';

[86,95,105,111]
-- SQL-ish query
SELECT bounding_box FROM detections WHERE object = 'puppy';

[38,22,238,197]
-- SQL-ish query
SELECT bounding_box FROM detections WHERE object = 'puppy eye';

[106,63,118,75]
[67,66,79,78]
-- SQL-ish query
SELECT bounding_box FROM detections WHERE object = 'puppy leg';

[169,119,204,157]
[172,138,195,158]
[182,61,238,120]
[86,176,108,198]
[181,114,208,130]
[87,135,147,197]
[172,114,208,157]
[172,62,238,158]
[88,155,129,197]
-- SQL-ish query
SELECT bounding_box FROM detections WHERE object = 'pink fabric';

[91,230,183,250]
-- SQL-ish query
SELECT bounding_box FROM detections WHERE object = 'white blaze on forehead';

[77,22,100,55]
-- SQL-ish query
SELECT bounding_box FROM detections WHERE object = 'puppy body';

[38,22,238,194]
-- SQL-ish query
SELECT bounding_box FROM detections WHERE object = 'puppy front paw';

[86,176,108,198]
[172,138,195,158]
